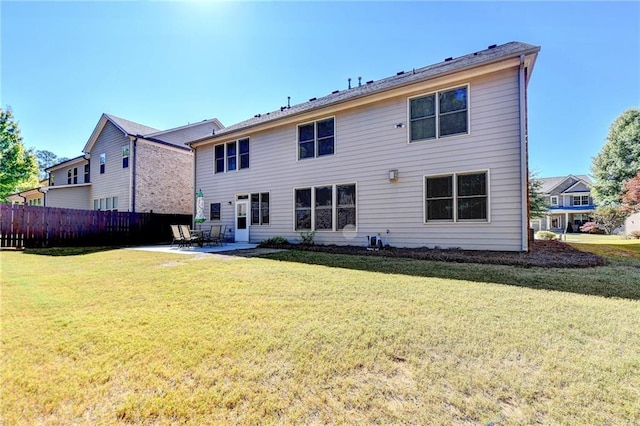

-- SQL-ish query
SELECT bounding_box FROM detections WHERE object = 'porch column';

[546,215,550,230]
[565,212,569,231]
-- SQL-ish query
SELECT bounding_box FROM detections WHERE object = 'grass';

[1,243,639,424]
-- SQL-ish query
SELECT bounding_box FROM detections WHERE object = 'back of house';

[189,42,540,251]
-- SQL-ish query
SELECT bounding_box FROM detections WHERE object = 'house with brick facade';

[188,41,540,251]
[43,113,223,214]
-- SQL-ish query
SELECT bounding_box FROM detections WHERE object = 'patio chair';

[203,224,222,246]
[179,224,200,247]
[170,225,186,247]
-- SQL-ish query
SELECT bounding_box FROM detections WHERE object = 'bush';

[579,222,605,234]
[536,230,559,240]
[299,230,316,245]
[260,236,289,246]
[630,231,640,239]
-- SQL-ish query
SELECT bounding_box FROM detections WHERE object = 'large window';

[573,195,590,206]
[425,171,488,222]
[298,117,335,160]
[214,138,249,173]
[251,192,270,225]
[295,184,356,231]
[84,164,90,183]
[410,86,468,142]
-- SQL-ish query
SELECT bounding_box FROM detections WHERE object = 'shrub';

[630,231,640,239]
[536,230,559,240]
[299,230,316,245]
[260,236,289,246]
[579,222,605,234]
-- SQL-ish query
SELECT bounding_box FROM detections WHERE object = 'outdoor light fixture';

[389,169,399,182]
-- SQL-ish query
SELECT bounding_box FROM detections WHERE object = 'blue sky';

[2,1,638,177]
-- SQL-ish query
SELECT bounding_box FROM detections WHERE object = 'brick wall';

[134,140,193,215]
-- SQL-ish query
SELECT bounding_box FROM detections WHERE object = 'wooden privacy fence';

[0,204,192,248]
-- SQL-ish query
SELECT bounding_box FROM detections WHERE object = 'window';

[210,203,221,221]
[94,199,99,210]
[250,192,270,225]
[298,117,335,160]
[106,197,112,210]
[67,167,78,184]
[112,197,118,211]
[214,138,249,173]
[573,195,590,206]
[550,196,558,206]
[84,164,90,183]
[295,184,356,231]
[99,198,105,210]
[122,146,130,168]
[99,153,106,174]
[410,86,468,142]
[425,171,488,222]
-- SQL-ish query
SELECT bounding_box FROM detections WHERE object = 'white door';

[235,200,249,242]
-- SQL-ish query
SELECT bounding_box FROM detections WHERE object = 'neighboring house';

[43,114,223,214]
[530,174,595,233]
[625,212,640,236]
[5,179,49,206]
[189,41,540,251]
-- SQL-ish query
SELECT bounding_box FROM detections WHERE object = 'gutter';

[519,54,529,252]
[132,137,137,212]
[37,187,47,206]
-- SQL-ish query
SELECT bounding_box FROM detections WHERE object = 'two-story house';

[188,41,540,251]
[5,179,49,206]
[43,113,223,214]
[530,174,595,233]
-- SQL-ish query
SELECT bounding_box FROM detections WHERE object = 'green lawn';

[1,243,639,424]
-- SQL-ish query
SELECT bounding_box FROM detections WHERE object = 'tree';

[529,170,548,219]
[591,108,640,205]
[0,107,39,201]
[35,150,68,180]
[592,206,627,235]
[621,171,640,213]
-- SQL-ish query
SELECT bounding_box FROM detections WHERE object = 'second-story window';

[214,138,250,174]
[410,85,468,142]
[67,167,78,184]
[573,195,590,206]
[550,196,558,206]
[100,153,106,174]
[298,117,335,160]
[84,164,90,183]
[122,146,130,168]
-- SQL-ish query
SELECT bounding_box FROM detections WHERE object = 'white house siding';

[89,122,132,211]
[46,186,91,210]
[134,140,193,214]
[625,212,640,235]
[195,67,525,250]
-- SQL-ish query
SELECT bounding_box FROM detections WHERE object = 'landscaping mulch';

[258,240,606,268]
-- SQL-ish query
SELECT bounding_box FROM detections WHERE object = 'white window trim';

[550,196,559,206]
[250,191,271,226]
[296,116,336,161]
[214,137,250,174]
[423,169,490,224]
[292,182,357,232]
[407,83,470,144]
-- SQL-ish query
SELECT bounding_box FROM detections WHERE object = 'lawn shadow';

[257,250,640,301]
[22,246,120,257]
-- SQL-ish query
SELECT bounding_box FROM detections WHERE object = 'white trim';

[296,116,336,161]
[550,195,559,206]
[423,169,490,224]
[292,182,358,232]
[406,83,470,144]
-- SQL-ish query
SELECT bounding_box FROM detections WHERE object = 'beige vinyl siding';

[49,159,89,187]
[89,122,132,211]
[46,186,91,210]
[195,67,524,250]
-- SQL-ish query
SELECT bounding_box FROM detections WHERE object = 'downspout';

[38,187,46,206]
[519,54,529,251]
[18,193,27,204]
[192,145,197,228]
[131,137,137,213]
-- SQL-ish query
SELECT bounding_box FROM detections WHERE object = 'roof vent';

[212,129,215,135]
[309,97,317,102]
[488,44,497,49]
[396,71,405,76]
[366,80,374,84]
[332,90,339,94]
[444,57,453,62]
[254,114,261,118]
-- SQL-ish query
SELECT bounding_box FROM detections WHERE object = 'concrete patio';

[127,242,259,255]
